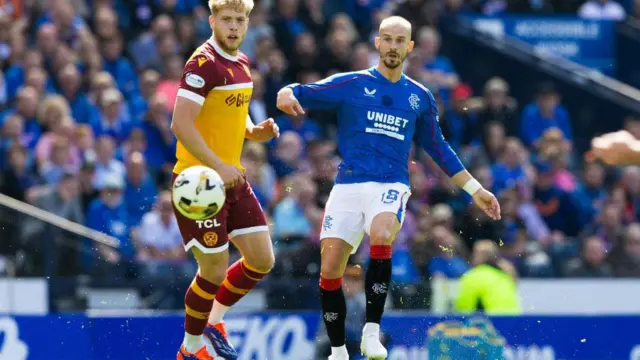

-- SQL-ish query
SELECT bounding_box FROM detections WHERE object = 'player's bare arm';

[245,115,280,142]
[451,170,501,220]
[171,97,243,188]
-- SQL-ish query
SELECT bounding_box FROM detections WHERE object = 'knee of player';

[244,253,275,274]
[198,261,227,285]
[320,263,344,280]
[369,228,395,246]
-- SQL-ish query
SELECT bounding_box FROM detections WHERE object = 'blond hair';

[208,0,254,15]
[37,95,71,126]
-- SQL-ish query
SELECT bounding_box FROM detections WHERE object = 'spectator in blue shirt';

[129,69,161,123]
[275,112,322,145]
[1,86,42,149]
[272,174,320,246]
[24,67,55,99]
[138,94,175,174]
[93,135,126,189]
[492,138,528,195]
[270,131,307,178]
[416,26,460,104]
[343,0,386,35]
[520,83,573,149]
[101,34,139,99]
[271,0,309,58]
[35,1,86,48]
[0,69,7,109]
[155,0,202,15]
[117,127,147,164]
[57,64,98,124]
[128,15,177,71]
[578,161,608,215]
[242,142,277,209]
[92,88,134,143]
[5,49,36,103]
[124,152,158,225]
[534,160,583,238]
[440,83,479,151]
[87,72,131,126]
[390,247,420,284]
[85,173,136,271]
[5,49,47,102]
[34,23,60,64]
[428,226,470,279]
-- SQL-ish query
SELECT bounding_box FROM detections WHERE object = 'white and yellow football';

[172,165,226,220]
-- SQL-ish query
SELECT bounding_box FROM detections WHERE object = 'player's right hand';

[216,163,245,189]
[587,130,640,165]
[277,87,305,116]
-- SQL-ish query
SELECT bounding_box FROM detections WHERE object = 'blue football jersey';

[288,67,464,185]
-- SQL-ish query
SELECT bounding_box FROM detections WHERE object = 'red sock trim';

[370,245,392,260]
[319,276,343,291]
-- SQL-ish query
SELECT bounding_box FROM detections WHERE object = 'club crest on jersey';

[186,73,205,89]
[408,93,420,110]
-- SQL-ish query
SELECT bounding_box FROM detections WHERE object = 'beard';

[214,31,243,52]
[380,51,406,69]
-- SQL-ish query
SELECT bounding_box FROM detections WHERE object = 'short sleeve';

[177,55,221,106]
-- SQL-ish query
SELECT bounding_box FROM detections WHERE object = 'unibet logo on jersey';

[366,111,410,140]
[225,93,250,107]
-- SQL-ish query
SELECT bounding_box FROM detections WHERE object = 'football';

[172,165,226,220]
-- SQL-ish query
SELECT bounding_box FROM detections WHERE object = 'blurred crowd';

[1,0,640,312]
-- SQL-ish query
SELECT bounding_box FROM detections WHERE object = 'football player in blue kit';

[277,16,501,360]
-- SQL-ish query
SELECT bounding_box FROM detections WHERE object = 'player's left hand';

[249,118,280,142]
[472,188,501,220]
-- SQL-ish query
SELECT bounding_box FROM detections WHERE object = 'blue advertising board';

[462,16,616,75]
[1,312,640,360]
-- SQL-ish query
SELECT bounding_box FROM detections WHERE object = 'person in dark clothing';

[563,236,613,277]
[474,77,519,137]
[0,144,38,256]
[0,144,37,202]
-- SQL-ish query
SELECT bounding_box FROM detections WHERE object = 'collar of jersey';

[369,66,406,85]
[208,37,238,62]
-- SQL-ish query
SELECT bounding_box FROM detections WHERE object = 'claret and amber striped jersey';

[173,37,253,174]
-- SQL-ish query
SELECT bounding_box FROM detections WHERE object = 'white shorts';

[320,182,411,253]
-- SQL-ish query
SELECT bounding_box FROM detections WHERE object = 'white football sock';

[331,345,349,356]
[183,333,205,353]
[208,300,230,324]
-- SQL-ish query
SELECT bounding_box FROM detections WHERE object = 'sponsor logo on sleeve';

[185,73,205,89]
